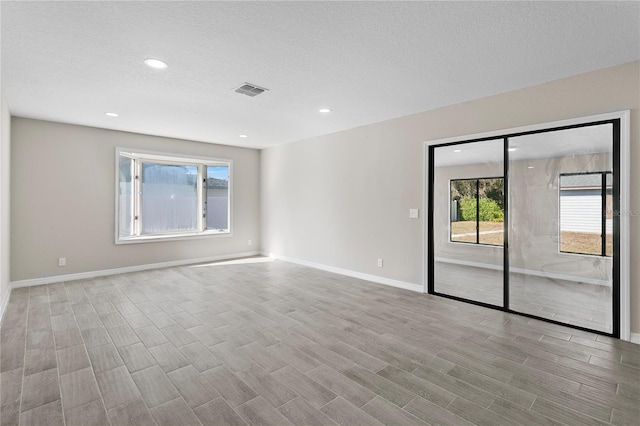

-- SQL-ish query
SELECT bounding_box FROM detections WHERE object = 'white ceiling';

[1,1,639,149]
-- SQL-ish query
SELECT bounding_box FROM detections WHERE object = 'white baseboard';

[10,251,261,289]
[264,252,423,293]
[631,333,640,345]
[0,286,10,328]
[435,256,611,287]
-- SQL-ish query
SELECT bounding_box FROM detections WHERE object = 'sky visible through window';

[183,165,228,182]
[207,166,228,180]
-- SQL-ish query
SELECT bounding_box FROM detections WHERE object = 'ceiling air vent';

[234,82,268,97]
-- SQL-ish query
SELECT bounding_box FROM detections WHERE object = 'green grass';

[451,221,503,245]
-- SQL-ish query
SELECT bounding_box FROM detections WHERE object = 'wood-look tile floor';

[1,258,639,426]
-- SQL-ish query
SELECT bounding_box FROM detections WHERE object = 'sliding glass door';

[507,123,615,334]
[431,139,504,307]
[428,120,620,337]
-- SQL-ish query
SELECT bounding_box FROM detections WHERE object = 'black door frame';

[427,119,621,338]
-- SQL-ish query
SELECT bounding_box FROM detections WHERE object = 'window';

[117,149,231,242]
[559,172,612,256]
[450,177,504,246]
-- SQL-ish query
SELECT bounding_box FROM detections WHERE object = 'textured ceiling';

[1,1,639,149]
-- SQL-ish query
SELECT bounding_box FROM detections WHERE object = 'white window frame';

[115,148,232,244]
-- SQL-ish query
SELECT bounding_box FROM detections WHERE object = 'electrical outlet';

[377,258,383,268]
[248,239,252,246]
[58,257,66,267]
[409,209,419,219]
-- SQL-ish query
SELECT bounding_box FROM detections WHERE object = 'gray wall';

[10,118,260,281]
[260,61,640,333]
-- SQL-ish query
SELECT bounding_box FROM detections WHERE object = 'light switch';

[409,209,419,219]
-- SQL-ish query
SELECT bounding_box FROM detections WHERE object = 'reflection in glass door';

[431,139,504,307]
[508,124,615,334]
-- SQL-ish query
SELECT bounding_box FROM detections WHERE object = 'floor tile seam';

[416,368,481,409]
[315,393,360,411]
[63,282,113,426]
[523,357,620,391]
[609,405,614,424]
[586,355,630,374]
[188,394,229,413]
[618,359,640,371]
[615,382,622,398]
[404,394,459,424]
[269,392,298,410]
[444,359,537,400]
[457,394,524,425]
[16,288,33,424]
[577,381,629,407]
[272,364,341,406]
[443,394,460,410]
[310,330,388,371]
[432,348,498,378]
[538,336,623,362]
[151,395,198,424]
[155,360,183,374]
[485,397,501,414]
[214,391,260,417]
[515,370,618,414]
[450,393,516,425]
[326,369,377,409]
[45,287,69,426]
[320,336,390,368]
[376,393,424,415]
[402,395,448,423]
[102,365,156,426]
[528,394,537,410]
[507,364,599,402]
[533,395,614,424]
[568,335,620,353]
[263,360,288,375]
[241,360,299,397]
[199,363,264,410]
[486,395,557,425]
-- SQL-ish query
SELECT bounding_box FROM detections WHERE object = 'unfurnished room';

[0,2,639,426]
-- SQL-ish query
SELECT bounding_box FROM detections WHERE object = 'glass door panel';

[432,139,504,306]
[508,124,614,333]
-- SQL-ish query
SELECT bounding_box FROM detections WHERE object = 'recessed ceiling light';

[144,58,168,69]
[239,134,248,138]
[508,147,518,152]
[453,149,462,153]
[528,166,534,169]
[105,112,119,117]
[318,108,332,113]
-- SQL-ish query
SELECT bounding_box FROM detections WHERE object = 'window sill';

[448,241,503,249]
[116,230,231,244]
[558,250,612,259]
